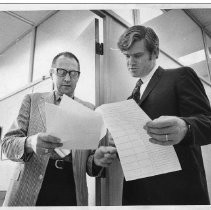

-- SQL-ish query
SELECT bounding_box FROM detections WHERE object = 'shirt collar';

[54,91,63,102]
[54,91,75,101]
[141,63,159,84]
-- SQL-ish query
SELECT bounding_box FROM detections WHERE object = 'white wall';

[0,32,32,99]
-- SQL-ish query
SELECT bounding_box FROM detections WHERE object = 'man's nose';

[64,72,71,81]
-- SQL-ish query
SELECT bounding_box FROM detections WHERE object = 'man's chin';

[130,72,139,77]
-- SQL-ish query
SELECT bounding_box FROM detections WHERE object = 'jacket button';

[39,174,43,180]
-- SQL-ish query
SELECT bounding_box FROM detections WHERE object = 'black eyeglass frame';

[51,67,80,78]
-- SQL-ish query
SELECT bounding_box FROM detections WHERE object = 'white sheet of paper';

[96,99,181,181]
[60,95,106,140]
[45,95,106,149]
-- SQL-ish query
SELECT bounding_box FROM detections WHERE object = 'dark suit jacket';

[123,66,211,205]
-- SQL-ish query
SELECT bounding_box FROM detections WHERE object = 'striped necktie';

[128,79,143,103]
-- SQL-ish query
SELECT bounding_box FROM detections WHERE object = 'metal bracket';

[96,42,104,55]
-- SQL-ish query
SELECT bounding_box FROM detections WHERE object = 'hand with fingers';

[94,146,117,167]
[143,116,188,146]
[25,133,63,155]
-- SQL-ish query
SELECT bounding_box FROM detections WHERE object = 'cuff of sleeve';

[21,137,33,162]
[91,155,105,178]
[179,118,193,145]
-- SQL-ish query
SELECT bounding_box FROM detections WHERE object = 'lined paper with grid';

[96,99,181,181]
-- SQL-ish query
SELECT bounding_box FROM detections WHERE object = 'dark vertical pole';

[29,27,37,84]
[94,17,102,206]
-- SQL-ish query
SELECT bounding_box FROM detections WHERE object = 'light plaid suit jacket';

[2,92,98,206]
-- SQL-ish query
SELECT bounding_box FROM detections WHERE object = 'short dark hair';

[51,51,80,70]
[117,25,159,58]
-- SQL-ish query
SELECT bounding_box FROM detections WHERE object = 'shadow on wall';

[0,191,6,206]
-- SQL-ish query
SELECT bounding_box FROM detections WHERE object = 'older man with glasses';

[2,51,117,206]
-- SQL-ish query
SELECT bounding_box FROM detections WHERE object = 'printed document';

[95,99,181,181]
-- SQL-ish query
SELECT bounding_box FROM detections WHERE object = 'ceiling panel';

[0,12,32,52]
[188,9,211,28]
[206,25,211,34]
[11,10,54,25]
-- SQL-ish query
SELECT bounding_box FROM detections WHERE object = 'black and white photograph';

[0,2,210,209]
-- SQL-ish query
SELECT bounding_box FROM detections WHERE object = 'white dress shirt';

[140,64,159,98]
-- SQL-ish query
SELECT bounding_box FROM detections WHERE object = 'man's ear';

[154,48,159,59]
[150,48,159,60]
[76,71,80,81]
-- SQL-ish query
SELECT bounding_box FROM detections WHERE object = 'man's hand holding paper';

[25,133,63,155]
[96,99,181,181]
[94,146,117,167]
[144,116,188,146]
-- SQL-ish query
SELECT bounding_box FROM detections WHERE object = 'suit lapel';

[38,92,55,129]
[139,67,164,105]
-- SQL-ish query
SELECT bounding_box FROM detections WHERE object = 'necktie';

[128,79,143,103]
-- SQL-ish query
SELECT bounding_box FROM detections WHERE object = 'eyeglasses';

[52,68,80,79]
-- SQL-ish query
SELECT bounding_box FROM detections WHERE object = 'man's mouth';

[129,66,138,70]
[129,68,138,72]
[62,84,71,87]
